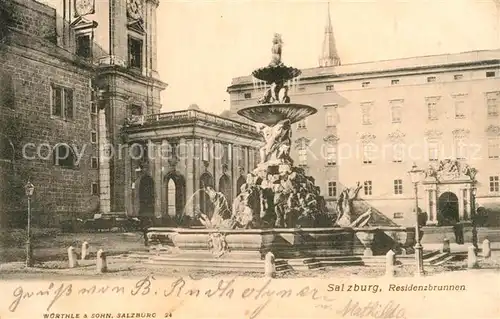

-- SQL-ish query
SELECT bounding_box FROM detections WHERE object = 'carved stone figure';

[270,33,283,67]
[279,85,290,103]
[462,164,478,180]
[256,119,292,165]
[335,182,362,227]
[208,232,229,258]
[258,85,275,104]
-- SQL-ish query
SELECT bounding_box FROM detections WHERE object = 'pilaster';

[185,139,195,217]
[231,144,238,197]
[153,142,162,217]
[124,144,132,215]
[214,141,223,189]
[98,108,111,213]
[248,148,255,172]
[458,187,465,221]
[244,146,249,174]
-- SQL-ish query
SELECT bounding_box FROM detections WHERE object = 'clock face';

[74,0,94,17]
[127,0,144,20]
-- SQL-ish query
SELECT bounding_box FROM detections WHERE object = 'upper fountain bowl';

[252,65,302,84]
[237,103,317,126]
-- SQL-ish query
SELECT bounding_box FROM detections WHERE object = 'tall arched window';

[167,179,176,218]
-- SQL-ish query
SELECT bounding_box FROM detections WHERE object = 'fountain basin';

[237,103,317,125]
[146,226,416,260]
[252,65,301,83]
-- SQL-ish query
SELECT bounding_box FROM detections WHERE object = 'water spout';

[182,188,206,216]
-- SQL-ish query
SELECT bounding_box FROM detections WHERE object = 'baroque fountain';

[146,34,417,271]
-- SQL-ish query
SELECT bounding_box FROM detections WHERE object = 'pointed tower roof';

[319,2,341,67]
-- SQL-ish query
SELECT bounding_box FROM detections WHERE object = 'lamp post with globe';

[24,180,35,267]
[408,163,425,276]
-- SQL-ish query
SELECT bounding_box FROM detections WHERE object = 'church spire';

[319,2,341,67]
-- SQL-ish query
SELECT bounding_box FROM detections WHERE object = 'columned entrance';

[422,159,477,225]
[438,192,459,225]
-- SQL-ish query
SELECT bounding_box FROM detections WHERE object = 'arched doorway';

[236,175,246,195]
[164,172,186,219]
[438,192,459,224]
[219,174,232,207]
[138,175,154,216]
[199,172,214,217]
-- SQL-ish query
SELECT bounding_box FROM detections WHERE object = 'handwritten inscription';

[7,276,408,319]
[338,299,406,319]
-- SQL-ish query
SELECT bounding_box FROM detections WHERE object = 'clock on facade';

[74,0,94,17]
[127,0,144,21]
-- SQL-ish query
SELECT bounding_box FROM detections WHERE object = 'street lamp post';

[24,180,35,267]
[408,163,424,276]
[471,187,478,252]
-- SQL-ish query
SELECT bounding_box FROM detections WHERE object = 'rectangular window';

[362,144,374,164]
[392,143,404,163]
[393,179,403,195]
[326,145,336,166]
[391,101,402,123]
[391,79,400,85]
[326,85,334,91]
[427,101,438,120]
[128,36,143,69]
[427,76,436,83]
[91,183,99,195]
[490,176,499,192]
[91,157,98,169]
[488,138,500,159]
[90,101,98,115]
[298,149,307,166]
[327,181,337,197]
[428,141,439,161]
[244,93,251,99]
[363,181,373,196]
[393,212,404,219]
[75,34,91,59]
[487,96,499,117]
[297,119,307,129]
[454,100,465,119]
[455,138,467,160]
[91,131,97,143]
[324,105,337,127]
[362,81,370,88]
[486,71,496,78]
[51,85,74,120]
[361,103,372,125]
[454,74,463,80]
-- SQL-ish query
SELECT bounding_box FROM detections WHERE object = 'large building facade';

[227,11,500,227]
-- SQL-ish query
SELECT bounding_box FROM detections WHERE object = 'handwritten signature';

[337,299,406,319]
[8,276,334,318]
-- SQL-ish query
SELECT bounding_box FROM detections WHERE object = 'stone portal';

[422,159,477,225]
